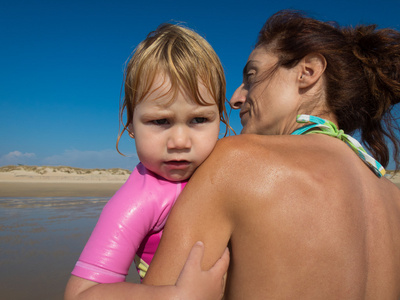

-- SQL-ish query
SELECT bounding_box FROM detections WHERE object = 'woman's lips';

[239,110,249,119]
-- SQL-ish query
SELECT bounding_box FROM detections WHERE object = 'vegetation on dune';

[0,165,131,175]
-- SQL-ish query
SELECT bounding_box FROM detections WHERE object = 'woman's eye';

[245,72,255,82]
[192,117,207,124]
[152,119,169,125]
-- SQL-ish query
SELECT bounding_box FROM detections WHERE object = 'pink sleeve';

[71,163,185,283]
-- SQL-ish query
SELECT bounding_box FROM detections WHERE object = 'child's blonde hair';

[117,23,230,153]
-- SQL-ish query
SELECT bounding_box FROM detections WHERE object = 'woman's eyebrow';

[242,60,257,77]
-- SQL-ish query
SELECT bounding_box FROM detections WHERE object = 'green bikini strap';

[291,114,386,178]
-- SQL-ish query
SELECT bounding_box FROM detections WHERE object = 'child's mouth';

[165,160,190,168]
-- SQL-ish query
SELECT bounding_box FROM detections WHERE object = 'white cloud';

[0,151,37,165]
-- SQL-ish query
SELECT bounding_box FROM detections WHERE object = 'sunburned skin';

[144,133,400,299]
[143,23,400,298]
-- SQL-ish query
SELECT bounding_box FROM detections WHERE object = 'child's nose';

[167,126,191,150]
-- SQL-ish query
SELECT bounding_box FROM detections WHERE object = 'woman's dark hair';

[257,10,400,170]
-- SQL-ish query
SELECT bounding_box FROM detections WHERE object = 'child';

[65,23,230,298]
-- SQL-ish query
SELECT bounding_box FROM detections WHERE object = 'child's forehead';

[141,74,215,105]
[145,74,170,96]
[140,74,176,104]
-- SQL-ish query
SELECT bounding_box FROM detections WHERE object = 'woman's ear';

[128,123,135,139]
[298,53,326,88]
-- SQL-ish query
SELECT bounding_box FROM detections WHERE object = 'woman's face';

[230,46,302,135]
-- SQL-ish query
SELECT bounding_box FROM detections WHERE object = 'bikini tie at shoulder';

[291,114,386,178]
[335,129,344,140]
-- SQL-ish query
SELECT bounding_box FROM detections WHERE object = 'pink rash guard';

[71,163,187,283]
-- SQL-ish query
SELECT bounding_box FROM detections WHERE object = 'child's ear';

[298,53,326,88]
[128,123,135,139]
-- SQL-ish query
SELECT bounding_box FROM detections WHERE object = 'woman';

[143,10,400,299]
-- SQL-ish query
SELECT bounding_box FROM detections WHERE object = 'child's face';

[131,75,220,181]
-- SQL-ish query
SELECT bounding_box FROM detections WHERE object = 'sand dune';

[0,165,131,197]
[0,165,399,197]
[0,165,130,183]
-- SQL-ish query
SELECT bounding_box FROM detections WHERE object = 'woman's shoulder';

[213,134,299,162]
[202,134,303,184]
[215,133,355,159]
[208,134,361,184]
[216,134,272,151]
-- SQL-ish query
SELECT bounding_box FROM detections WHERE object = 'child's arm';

[72,164,182,283]
[64,241,229,300]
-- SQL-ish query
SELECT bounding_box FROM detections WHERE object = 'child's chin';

[164,172,191,182]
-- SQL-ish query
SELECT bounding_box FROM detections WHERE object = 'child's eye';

[152,119,169,125]
[191,117,208,124]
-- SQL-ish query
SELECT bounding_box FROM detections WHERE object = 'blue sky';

[1,0,400,170]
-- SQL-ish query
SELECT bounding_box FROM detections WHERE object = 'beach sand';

[0,165,130,197]
[0,166,137,299]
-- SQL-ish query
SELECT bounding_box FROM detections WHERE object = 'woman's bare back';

[144,134,400,299]
[223,134,400,299]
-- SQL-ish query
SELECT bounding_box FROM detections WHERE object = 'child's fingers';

[209,247,230,277]
[185,241,205,270]
[175,242,230,300]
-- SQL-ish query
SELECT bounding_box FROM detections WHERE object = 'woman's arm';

[64,241,229,300]
[144,139,236,286]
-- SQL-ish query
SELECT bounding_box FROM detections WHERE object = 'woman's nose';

[229,83,246,109]
[167,126,191,150]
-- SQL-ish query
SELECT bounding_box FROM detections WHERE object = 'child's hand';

[175,241,230,300]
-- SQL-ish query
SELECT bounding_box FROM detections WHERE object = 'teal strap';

[291,114,386,178]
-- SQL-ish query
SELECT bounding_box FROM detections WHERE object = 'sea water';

[0,197,139,300]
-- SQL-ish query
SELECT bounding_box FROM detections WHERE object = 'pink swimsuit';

[71,163,187,283]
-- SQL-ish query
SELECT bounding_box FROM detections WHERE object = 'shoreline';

[0,182,124,197]
[0,165,399,197]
